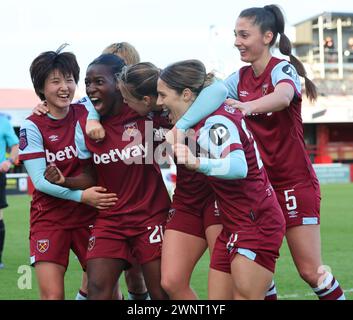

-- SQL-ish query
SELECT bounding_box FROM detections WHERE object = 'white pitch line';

[278,288,353,299]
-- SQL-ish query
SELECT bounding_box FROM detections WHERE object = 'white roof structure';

[302,95,353,123]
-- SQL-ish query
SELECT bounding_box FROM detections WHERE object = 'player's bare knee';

[298,268,321,286]
[125,270,146,293]
[161,274,187,295]
[148,286,169,300]
[88,278,111,299]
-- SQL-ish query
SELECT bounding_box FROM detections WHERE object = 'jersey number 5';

[284,189,297,211]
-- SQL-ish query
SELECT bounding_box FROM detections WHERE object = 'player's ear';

[182,88,193,102]
[142,95,151,106]
[263,30,273,46]
[142,96,155,112]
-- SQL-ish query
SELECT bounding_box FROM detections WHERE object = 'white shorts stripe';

[303,217,318,225]
[237,248,256,261]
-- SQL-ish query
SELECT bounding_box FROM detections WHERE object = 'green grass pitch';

[0,183,352,300]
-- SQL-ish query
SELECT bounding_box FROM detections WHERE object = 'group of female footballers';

[18,4,345,300]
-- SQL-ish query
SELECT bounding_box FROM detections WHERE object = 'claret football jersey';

[19,104,97,231]
[225,57,318,188]
[76,103,170,223]
[149,109,215,212]
[192,103,282,231]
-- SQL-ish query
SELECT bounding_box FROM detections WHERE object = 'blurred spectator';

[0,114,19,269]
[324,36,335,50]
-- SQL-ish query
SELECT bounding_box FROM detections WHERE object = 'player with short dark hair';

[19,46,117,299]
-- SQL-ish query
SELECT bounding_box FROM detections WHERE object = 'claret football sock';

[264,280,277,300]
[75,289,88,300]
[312,273,345,300]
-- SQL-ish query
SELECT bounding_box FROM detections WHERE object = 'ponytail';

[286,54,317,101]
[242,4,318,102]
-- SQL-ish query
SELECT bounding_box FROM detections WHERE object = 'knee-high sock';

[75,290,88,300]
[265,280,277,300]
[312,273,346,300]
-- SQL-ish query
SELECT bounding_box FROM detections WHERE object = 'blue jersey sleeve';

[197,115,241,158]
[18,119,44,157]
[77,96,100,121]
[75,122,92,159]
[196,114,247,179]
[271,61,301,96]
[224,71,240,100]
[24,158,83,202]
[175,79,228,130]
[198,149,247,179]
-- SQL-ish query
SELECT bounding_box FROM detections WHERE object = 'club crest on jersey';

[19,129,28,151]
[124,122,138,137]
[224,105,236,114]
[167,208,176,223]
[262,83,269,96]
[88,236,95,251]
[37,239,49,253]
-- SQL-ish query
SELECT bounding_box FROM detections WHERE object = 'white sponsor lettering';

[45,145,78,162]
[93,143,147,164]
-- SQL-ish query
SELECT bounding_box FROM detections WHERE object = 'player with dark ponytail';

[170,4,345,300]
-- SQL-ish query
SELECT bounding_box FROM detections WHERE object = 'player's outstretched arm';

[86,119,105,141]
[175,80,228,130]
[45,162,97,190]
[81,96,106,141]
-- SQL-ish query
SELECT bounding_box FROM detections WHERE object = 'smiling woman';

[18,45,117,300]
[49,53,171,300]
[40,71,76,118]
[158,59,286,300]
[169,4,346,301]
[29,44,80,118]
[84,54,125,118]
